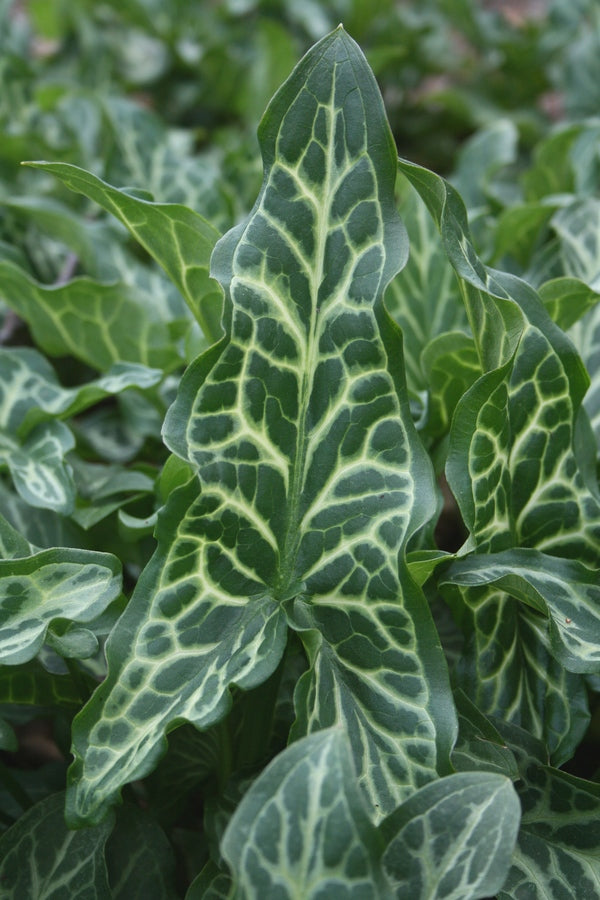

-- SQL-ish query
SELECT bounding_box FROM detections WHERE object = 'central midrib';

[276,72,340,600]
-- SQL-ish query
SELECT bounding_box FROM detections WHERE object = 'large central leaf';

[66,27,454,826]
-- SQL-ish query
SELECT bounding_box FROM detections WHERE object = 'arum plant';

[1,25,599,900]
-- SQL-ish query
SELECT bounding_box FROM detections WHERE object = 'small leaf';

[0,549,121,664]
[0,792,114,899]
[0,512,35,560]
[221,728,389,899]
[380,772,521,900]
[6,420,75,514]
[539,277,600,332]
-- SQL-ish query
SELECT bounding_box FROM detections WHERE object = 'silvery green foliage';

[64,26,455,829]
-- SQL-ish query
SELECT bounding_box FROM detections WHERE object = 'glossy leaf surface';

[64,26,454,828]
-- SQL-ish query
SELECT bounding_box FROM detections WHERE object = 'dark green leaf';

[0,792,113,899]
[380,772,520,900]
[221,728,389,899]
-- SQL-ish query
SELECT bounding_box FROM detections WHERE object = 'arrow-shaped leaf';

[64,27,455,827]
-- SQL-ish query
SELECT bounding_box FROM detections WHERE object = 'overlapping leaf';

[25,161,223,342]
[380,771,520,900]
[401,157,600,759]
[222,728,388,898]
[445,549,600,673]
[0,792,114,899]
[0,347,161,512]
[64,27,454,828]
[0,548,121,664]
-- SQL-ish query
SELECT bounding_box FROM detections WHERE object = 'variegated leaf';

[221,728,389,899]
[450,689,519,780]
[0,347,161,512]
[0,510,34,559]
[441,581,590,765]
[440,322,599,759]
[64,27,454,827]
[0,260,183,372]
[420,331,480,441]
[570,300,600,454]
[0,659,93,707]
[445,550,600,674]
[380,772,520,900]
[4,419,76,514]
[0,792,113,899]
[186,862,233,900]
[402,157,600,761]
[0,347,162,431]
[397,157,562,373]
[25,161,223,342]
[494,720,600,900]
[0,549,121,664]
